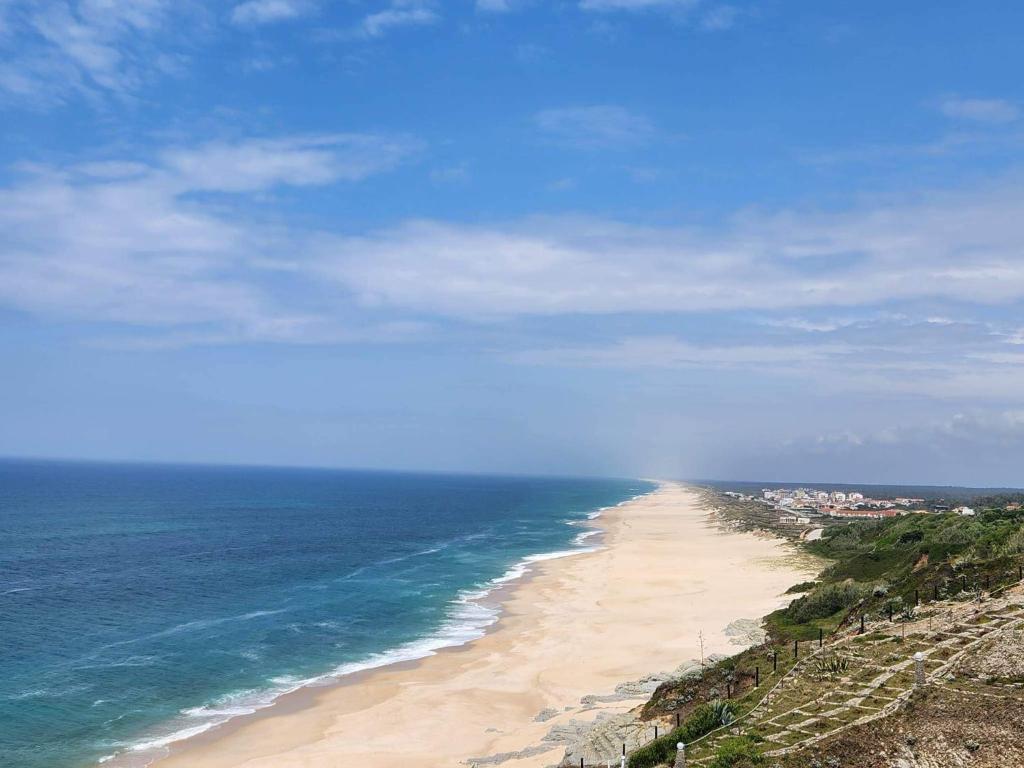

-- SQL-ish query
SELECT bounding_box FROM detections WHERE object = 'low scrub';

[709,736,765,768]
[627,701,734,768]
[785,580,866,624]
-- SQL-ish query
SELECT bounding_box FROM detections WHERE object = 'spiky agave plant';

[710,699,735,727]
[814,654,850,678]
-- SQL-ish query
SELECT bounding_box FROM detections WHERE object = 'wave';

[98,488,649,768]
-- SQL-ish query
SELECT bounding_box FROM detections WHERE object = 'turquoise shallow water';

[0,459,651,768]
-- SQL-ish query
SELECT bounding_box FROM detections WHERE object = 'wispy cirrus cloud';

[355,0,437,38]
[938,95,1019,124]
[0,133,420,346]
[534,105,655,148]
[161,134,420,192]
[310,180,1024,318]
[0,0,192,105]
[578,0,698,12]
[230,0,313,26]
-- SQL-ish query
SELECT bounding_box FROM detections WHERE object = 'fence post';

[913,652,925,687]
[888,603,894,622]
[818,627,823,647]
[676,712,680,728]
[654,725,658,740]
[755,666,760,688]
[860,614,865,634]
[793,639,798,659]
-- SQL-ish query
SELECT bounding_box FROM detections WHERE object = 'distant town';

[722,487,978,526]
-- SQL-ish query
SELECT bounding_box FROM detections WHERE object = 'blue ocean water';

[0,460,651,768]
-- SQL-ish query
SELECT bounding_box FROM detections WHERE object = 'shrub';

[785,580,866,624]
[709,736,765,767]
[627,702,734,768]
[785,580,817,594]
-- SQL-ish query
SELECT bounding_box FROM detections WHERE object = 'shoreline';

[100,489,643,767]
[136,482,815,768]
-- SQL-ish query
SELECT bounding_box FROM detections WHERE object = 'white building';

[955,506,976,516]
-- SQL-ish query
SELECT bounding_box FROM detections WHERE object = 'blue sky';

[2,0,1024,485]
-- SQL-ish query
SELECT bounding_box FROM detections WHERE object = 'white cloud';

[510,336,853,369]
[161,134,420,192]
[231,0,311,26]
[310,181,1024,318]
[579,0,698,12]
[357,1,437,38]
[700,4,738,30]
[938,96,1019,124]
[476,0,517,12]
[0,134,418,344]
[0,0,187,103]
[534,105,654,148]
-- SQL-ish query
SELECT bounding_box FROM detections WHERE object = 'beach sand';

[150,482,815,768]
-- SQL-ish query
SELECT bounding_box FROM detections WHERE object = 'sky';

[2,1,1024,486]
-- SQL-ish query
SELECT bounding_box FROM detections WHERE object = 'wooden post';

[580,758,584,768]
[793,639,798,659]
[818,627,823,647]
[755,666,760,688]
[676,712,680,728]
[860,614,865,634]
[655,726,659,739]
[888,603,893,622]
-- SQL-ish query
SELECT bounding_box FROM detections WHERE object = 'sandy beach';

[149,482,815,768]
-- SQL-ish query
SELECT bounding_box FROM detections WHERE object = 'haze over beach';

[3,2,1024,768]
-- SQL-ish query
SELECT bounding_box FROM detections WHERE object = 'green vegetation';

[785,580,865,624]
[632,499,1024,767]
[708,736,765,768]
[784,580,817,594]
[766,506,1024,641]
[627,701,735,768]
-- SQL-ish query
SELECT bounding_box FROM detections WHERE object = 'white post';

[913,652,925,687]
[673,742,686,768]
[620,757,626,768]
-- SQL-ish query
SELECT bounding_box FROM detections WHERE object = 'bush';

[709,736,765,768]
[785,580,817,594]
[627,702,734,768]
[785,580,866,624]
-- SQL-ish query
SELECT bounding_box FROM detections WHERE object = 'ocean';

[0,459,652,768]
